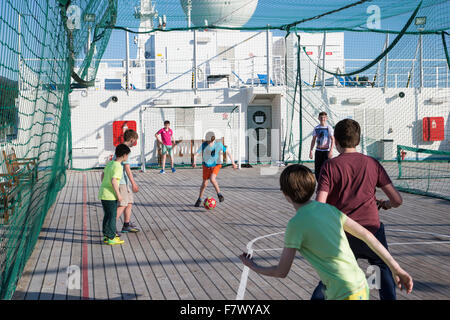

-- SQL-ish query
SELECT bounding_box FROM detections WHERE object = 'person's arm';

[316,190,328,203]
[378,183,403,210]
[343,216,413,294]
[328,135,335,159]
[225,148,237,169]
[155,130,162,144]
[171,131,176,146]
[239,247,297,278]
[309,136,317,159]
[192,144,204,168]
[124,164,139,193]
[111,178,123,203]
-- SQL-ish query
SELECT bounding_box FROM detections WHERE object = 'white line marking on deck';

[386,229,450,239]
[236,232,284,300]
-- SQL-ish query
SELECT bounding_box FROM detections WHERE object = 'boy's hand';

[232,163,238,170]
[192,163,197,168]
[328,151,333,159]
[376,199,391,210]
[392,267,413,294]
[117,196,123,203]
[132,183,139,193]
[239,252,255,268]
[309,150,313,159]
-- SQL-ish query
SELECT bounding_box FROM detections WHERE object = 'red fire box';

[113,120,137,146]
[422,117,444,141]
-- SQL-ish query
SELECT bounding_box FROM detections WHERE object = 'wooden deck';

[12,165,450,300]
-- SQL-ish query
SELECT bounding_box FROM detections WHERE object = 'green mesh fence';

[0,0,449,299]
[393,145,450,200]
[0,0,114,299]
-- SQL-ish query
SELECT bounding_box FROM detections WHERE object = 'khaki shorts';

[118,184,134,207]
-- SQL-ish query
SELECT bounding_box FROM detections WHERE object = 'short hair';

[164,120,170,125]
[205,131,215,142]
[279,164,316,204]
[334,119,361,148]
[123,129,138,142]
[318,112,327,117]
[115,144,131,158]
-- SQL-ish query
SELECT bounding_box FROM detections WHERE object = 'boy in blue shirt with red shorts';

[192,131,237,207]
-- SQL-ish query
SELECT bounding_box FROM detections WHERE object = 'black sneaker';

[128,221,138,228]
[218,194,224,202]
[122,225,140,233]
[194,199,202,207]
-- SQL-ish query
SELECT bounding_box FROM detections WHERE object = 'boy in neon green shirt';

[98,144,130,245]
[239,164,413,300]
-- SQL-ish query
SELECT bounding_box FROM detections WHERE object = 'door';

[247,106,272,163]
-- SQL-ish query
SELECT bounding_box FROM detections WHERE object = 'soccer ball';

[203,197,217,210]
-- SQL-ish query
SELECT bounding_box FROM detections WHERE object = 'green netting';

[0,0,449,300]
[394,145,450,200]
[0,0,113,299]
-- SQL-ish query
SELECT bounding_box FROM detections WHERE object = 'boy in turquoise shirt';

[240,164,413,300]
[98,144,130,245]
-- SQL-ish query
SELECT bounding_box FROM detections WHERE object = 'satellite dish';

[180,0,258,28]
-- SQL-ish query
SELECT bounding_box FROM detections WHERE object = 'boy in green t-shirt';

[98,144,131,245]
[239,164,413,300]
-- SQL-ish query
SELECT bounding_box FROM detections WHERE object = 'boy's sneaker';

[122,225,140,233]
[194,199,202,207]
[128,221,138,228]
[159,170,166,174]
[106,236,124,245]
[218,194,224,202]
[171,167,176,173]
[105,234,121,243]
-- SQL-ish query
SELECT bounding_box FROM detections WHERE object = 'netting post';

[419,33,423,90]
[266,25,271,93]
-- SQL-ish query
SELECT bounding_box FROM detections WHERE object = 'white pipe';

[139,108,146,172]
[419,33,423,89]
[193,29,197,93]
[238,103,242,169]
[125,30,130,94]
[322,32,326,89]
[266,26,271,92]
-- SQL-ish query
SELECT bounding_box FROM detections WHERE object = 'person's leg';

[366,224,397,300]
[210,174,221,194]
[161,153,167,171]
[315,150,327,181]
[102,200,117,239]
[310,281,326,300]
[314,150,322,181]
[169,148,174,169]
[347,224,396,300]
[116,185,127,224]
[199,179,209,199]
[123,203,132,223]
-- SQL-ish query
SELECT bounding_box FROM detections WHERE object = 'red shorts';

[203,165,222,180]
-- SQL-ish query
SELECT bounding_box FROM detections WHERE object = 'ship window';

[105,78,122,90]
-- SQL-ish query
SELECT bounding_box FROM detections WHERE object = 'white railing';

[24,56,446,90]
